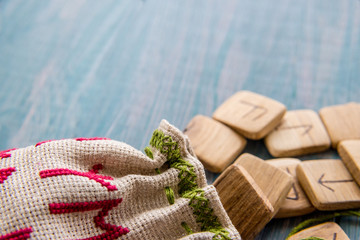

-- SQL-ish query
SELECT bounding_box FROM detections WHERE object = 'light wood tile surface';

[267,158,315,218]
[338,140,360,187]
[213,91,286,140]
[319,102,360,148]
[287,222,349,240]
[297,159,360,211]
[184,115,246,173]
[214,165,274,240]
[265,110,330,157]
[234,153,293,214]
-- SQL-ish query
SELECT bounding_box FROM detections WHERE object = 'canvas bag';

[0,120,241,240]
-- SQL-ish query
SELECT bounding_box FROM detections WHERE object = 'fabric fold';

[0,120,241,239]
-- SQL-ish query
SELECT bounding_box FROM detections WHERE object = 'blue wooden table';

[1,1,360,239]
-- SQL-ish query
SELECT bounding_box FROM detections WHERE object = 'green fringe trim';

[146,150,176,205]
[181,222,194,234]
[146,129,231,240]
[144,146,153,159]
[164,186,175,205]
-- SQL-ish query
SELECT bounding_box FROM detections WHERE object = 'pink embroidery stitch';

[75,137,110,141]
[35,140,55,147]
[0,227,33,240]
[39,164,117,191]
[0,167,16,184]
[49,199,129,240]
[0,148,17,159]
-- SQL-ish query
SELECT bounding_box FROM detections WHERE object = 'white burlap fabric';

[0,120,240,240]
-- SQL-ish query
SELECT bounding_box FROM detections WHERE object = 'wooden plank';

[214,164,274,240]
[234,153,293,214]
[265,110,330,157]
[297,159,360,210]
[184,115,246,172]
[267,158,315,218]
[213,91,286,140]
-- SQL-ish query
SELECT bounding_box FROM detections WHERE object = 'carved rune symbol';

[275,124,313,135]
[287,183,299,200]
[318,173,354,192]
[239,100,268,121]
[285,168,299,200]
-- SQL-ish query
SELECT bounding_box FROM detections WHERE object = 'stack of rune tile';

[184,91,360,240]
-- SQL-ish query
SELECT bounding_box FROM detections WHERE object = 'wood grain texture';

[338,140,360,186]
[297,159,360,211]
[184,115,246,173]
[1,0,360,239]
[213,91,286,139]
[319,103,360,148]
[214,165,274,240]
[267,158,315,218]
[288,222,349,240]
[234,153,293,215]
[265,110,330,157]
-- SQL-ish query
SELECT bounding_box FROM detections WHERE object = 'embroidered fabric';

[0,120,240,239]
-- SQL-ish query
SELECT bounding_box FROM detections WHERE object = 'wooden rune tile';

[319,102,360,148]
[338,140,360,187]
[297,159,360,211]
[184,115,246,173]
[267,158,315,218]
[214,164,274,240]
[265,110,331,157]
[212,91,286,140]
[234,153,293,214]
[288,222,349,240]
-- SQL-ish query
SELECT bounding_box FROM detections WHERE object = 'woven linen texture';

[0,120,240,239]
